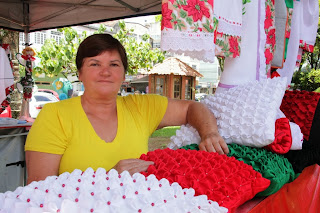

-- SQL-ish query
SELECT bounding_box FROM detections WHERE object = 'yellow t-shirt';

[25,94,168,174]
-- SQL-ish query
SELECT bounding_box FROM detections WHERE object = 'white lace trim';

[213,0,242,36]
[215,15,242,37]
[161,29,215,62]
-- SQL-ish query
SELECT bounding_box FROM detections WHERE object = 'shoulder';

[118,94,167,108]
[40,96,81,117]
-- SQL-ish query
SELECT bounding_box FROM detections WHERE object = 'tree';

[113,21,165,74]
[292,1,320,91]
[34,25,106,78]
[34,21,165,78]
[291,68,320,91]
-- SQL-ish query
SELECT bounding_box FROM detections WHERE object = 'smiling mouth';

[98,80,113,83]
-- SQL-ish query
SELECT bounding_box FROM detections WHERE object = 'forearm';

[186,101,228,154]
[186,101,219,138]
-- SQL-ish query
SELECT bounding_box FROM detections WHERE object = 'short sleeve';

[25,103,69,155]
[125,94,168,136]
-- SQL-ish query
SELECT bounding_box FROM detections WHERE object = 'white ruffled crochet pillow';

[0,168,227,213]
[169,77,287,149]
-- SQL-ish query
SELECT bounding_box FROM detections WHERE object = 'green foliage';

[113,21,165,74]
[300,28,320,71]
[151,126,180,138]
[35,22,165,77]
[295,9,320,91]
[291,68,320,91]
[155,15,162,23]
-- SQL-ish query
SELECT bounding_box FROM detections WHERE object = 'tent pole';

[19,2,33,122]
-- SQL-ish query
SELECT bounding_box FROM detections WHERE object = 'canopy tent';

[0,0,161,33]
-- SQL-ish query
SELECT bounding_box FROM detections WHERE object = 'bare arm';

[158,99,229,154]
[25,151,62,184]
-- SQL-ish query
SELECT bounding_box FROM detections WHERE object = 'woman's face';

[79,50,125,97]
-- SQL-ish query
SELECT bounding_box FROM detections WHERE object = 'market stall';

[0,0,319,212]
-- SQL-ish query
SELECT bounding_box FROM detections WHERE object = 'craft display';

[160,0,215,62]
[0,45,14,114]
[217,0,269,90]
[0,168,227,213]
[179,143,296,197]
[270,0,289,69]
[280,90,320,141]
[140,149,270,213]
[264,117,292,154]
[299,0,319,53]
[213,0,243,58]
[204,77,286,147]
[15,46,36,121]
[275,0,302,86]
[16,46,36,100]
[284,95,320,173]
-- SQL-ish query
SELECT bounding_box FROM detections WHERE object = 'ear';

[78,71,82,82]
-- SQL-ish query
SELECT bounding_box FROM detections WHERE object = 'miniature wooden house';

[148,57,203,100]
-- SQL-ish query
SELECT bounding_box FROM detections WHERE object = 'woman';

[25,34,228,184]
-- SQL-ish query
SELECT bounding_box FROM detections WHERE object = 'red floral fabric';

[280,90,320,141]
[140,149,270,213]
[299,40,314,53]
[264,118,292,154]
[264,0,276,77]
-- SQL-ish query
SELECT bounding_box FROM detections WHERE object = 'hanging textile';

[0,45,14,114]
[160,0,215,62]
[276,0,302,86]
[299,0,319,52]
[214,0,243,58]
[271,0,290,69]
[217,0,267,89]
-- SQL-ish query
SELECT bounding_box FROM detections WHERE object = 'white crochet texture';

[169,77,287,149]
[0,168,228,213]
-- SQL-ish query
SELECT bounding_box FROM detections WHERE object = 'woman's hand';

[113,159,154,175]
[198,132,229,155]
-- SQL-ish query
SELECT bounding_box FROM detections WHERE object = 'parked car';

[195,93,208,102]
[29,92,59,118]
[37,89,60,100]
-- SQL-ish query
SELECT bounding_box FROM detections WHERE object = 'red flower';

[169,0,175,4]
[309,45,314,53]
[229,36,240,58]
[265,48,273,65]
[271,71,280,78]
[161,3,173,30]
[266,29,276,47]
[285,30,291,39]
[182,0,210,22]
[264,6,273,29]
[207,0,213,7]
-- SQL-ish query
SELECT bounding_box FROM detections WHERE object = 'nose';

[99,65,111,76]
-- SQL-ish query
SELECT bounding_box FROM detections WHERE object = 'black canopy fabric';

[0,0,161,32]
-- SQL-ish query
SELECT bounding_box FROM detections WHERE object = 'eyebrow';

[87,59,99,63]
[86,59,121,63]
[110,59,121,63]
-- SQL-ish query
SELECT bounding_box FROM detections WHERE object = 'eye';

[111,63,120,67]
[90,63,100,67]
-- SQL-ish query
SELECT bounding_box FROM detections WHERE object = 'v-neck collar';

[79,96,121,144]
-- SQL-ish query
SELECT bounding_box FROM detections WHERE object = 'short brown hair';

[76,34,128,72]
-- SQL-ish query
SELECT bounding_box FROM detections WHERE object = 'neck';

[81,92,117,115]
